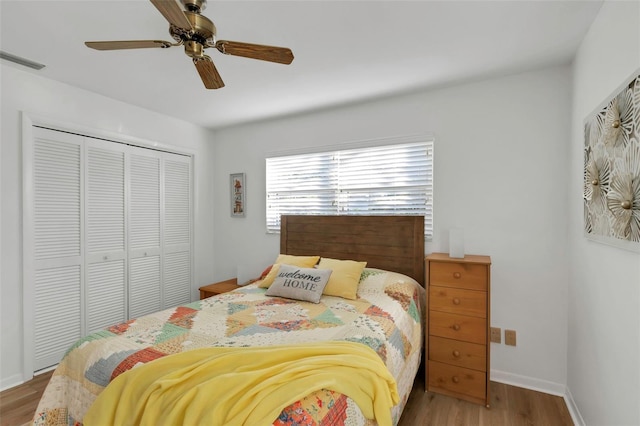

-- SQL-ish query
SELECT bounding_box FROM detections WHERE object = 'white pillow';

[265,265,332,303]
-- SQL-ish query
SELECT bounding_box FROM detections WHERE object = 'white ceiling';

[1,0,602,130]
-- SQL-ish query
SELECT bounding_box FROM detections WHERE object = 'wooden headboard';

[280,215,425,286]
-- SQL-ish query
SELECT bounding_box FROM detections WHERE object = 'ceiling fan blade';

[193,55,225,89]
[85,40,175,50]
[150,0,192,31]
[215,40,294,65]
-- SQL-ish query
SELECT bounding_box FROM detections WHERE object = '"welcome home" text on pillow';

[265,265,332,303]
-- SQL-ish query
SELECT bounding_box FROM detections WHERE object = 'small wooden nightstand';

[199,278,242,299]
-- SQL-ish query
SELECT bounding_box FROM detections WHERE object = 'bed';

[33,215,425,425]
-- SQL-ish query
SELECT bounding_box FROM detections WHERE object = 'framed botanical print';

[583,69,640,252]
[230,173,245,217]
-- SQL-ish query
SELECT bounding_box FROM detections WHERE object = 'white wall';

[0,64,216,389]
[569,2,640,425]
[212,66,573,392]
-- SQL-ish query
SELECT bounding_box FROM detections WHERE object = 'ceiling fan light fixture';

[85,0,293,89]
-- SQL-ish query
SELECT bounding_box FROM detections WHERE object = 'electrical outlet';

[490,327,501,343]
[505,329,517,346]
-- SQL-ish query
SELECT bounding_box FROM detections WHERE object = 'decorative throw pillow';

[265,265,332,303]
[258,254,320,288]
[317,258,367,300]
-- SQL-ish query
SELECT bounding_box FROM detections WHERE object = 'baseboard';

[491,369,566,396]
[0,373,25,392]
[564,387,586,426]
[491,369,584,426]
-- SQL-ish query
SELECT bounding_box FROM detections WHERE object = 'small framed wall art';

[230,172,246,217]
[583,69,640,252]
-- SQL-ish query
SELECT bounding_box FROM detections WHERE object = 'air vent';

[0,51,46,70]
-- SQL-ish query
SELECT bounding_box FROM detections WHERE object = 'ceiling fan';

[85,0,294,89]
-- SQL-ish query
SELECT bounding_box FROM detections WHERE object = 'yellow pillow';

[258,254,320,288]
[317,258,367,300]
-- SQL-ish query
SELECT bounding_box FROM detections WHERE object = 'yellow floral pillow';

[257,254,320,288]
[317,258,367,300]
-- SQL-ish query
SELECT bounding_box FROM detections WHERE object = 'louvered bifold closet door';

[30,127,83,370]
[128,147,162,318]
[163,154,192,308]
[84,140,127,333]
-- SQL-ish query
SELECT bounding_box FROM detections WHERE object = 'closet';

[25,126,192,371]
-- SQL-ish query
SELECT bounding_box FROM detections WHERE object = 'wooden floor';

[398,369,574,426]
[0,370,52,426]
[1,368,574,426]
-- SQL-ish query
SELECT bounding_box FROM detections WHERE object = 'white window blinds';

[266,138,433,239]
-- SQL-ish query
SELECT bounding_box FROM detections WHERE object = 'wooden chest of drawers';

[425,253,491,407]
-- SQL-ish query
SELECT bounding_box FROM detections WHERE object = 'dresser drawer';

[429,262,487,291]
[429,286,487,318]
[428,360,486,402]
[429,310,486,344]
[429,336,486,371]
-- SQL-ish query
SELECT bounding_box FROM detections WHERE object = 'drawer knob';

[452,350,460,357]
[452,376,460,384]
[453,298,460,305]
[453,324,461,331]
[453,272,461,279]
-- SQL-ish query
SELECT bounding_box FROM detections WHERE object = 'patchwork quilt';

[33,268,424,426]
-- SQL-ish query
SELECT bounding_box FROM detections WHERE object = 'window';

[266,136,433,240]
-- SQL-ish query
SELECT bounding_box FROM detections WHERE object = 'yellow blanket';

[83,341,399,426]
